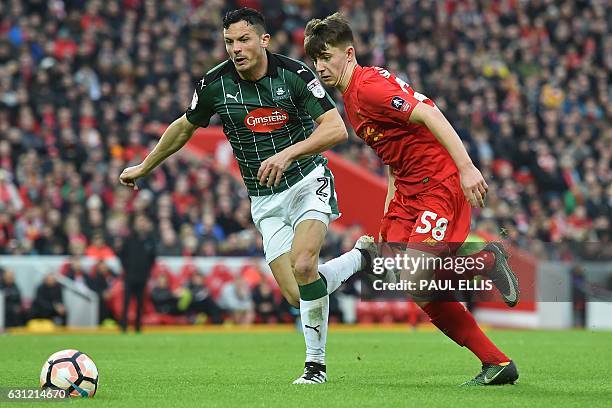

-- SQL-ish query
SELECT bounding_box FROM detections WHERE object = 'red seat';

[371,301,393,323]
[389,301,410,322]
[205,264,234,300]
[149,313,190,325]
[150,262,181,290]
[178,262,198,286]
[107,280,124,319]
[58,261,71,276]
[356,301,374,323]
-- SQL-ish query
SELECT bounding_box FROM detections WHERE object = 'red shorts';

[380,174,471,255]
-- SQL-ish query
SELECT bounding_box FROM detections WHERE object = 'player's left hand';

[257,151,294,187]
[459,163,488,208]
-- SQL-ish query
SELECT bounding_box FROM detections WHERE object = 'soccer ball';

[40,349,99,397]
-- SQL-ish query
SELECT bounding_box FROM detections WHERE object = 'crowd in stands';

[0,0,609,265]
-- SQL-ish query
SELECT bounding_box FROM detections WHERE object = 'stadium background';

[0,0,610,331]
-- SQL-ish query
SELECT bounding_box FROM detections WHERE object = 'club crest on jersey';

[244,107,289,132]
[391,96,410,111]
[272,85,290,101]
[307,79,326,99]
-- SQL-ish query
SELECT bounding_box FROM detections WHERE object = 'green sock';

[318,273,327,288]
[298,278,330,365]
[298,278,327,301]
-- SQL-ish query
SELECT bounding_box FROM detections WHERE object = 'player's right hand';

[459,163,488,208]
[257,150,294,187]
[119,164,147,190]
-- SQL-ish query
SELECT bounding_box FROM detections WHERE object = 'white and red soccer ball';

[40,349,99,397]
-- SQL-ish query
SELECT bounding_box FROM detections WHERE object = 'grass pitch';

[1,327,610,407]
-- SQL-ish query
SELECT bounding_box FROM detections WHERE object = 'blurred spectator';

[116,214,156,333]
[30,273,66,326]
[0,169,23,214]
[85,230,115,261]
[185,273,223,324]
[329,292,344,323]
[0,269,25,327]
[61,255,88,288]
[158,224,183,256]
[86,260,115,324]
[252,279,279,323]
[150,274,183,315]
[218,276,255,325]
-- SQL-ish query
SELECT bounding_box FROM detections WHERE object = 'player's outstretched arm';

[119,114,198,189]
[409,103,488,207]
[257,108,347,187]
[290,108,348,160]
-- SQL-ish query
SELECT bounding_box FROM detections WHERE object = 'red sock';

[422,302,509,365]
[435,250,496,281]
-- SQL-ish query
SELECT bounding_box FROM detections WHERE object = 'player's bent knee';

[291,252,318,283]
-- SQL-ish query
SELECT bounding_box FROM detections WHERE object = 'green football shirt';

[185,51,336,196]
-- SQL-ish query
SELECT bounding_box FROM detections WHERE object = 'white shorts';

[251,165,340,264]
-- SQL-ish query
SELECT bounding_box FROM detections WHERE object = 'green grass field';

[1,328,610,407]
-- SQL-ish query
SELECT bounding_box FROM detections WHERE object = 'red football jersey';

[342,65,458,197]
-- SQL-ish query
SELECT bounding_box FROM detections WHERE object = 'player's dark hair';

[223,7,267,34]
[304,13,354,60]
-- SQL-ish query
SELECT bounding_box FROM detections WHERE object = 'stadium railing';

[55,275,99,327]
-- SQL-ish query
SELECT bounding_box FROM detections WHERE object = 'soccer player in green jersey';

[119,8,377,384]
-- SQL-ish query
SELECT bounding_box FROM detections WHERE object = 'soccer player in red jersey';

[304,13,520,386]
